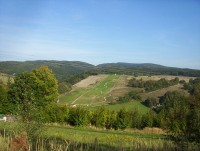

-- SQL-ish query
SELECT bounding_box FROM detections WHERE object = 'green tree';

[0,85,8,113]
[144,97,157,108]
[8,66,58,122]
[91,107,108,128]
[160,92,189,137]
[113,109,130,130]
[68,107,90,126]
[185,93,200,142]
[130,109,142,129]
[105,110,117,129]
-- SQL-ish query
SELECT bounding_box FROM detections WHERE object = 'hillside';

[1,61,200,83]
[59,74,193,112]
[98,62,167,68]
[98,62,200,77]
[0,60,95,81]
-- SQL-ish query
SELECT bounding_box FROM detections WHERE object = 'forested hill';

[0,60,95,81]
[98,63,167,68]
[1,61,200,82]
[98,62,200,77]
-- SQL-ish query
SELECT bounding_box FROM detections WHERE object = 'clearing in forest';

[59,74,132,107]
[59,74,193,111]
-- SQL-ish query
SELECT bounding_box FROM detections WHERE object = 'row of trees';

[27,104,158,130]
[128,77,179,92]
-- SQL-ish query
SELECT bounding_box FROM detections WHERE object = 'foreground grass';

[1,122,199,151]
[0,122,167,148]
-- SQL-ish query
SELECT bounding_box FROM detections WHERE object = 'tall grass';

[1,134,199,151]
[0,122,199,151]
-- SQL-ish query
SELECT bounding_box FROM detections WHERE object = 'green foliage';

[0,85,8,113]
[128,77,179,92]
[98,63,200,77]
[0,61,95,82]
[159,92,190,140]
[41,104,69,123]
[184,77,200,96]
[113,109,130,130]
[130,110,143,129]
[117,91,141,103]
[58,82,71,94]
[8,66,58,122]
[68,107,90,126]
[32,66,58,104]
[143,97,157,108]
[91,107,107,128]
[105,110,117,129]
[155,77,200,143]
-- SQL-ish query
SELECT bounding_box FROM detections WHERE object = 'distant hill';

[0,60,95,81]
[98,63,167,68]
[0,61,200,82]
[98,62,200,77]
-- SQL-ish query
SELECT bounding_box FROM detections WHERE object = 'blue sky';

[0,0,200,69]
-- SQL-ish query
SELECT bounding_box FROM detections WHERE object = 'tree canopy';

[8,66,58,121]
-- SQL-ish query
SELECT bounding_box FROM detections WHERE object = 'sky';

[0,0,200,69]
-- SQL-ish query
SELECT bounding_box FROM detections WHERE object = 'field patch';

[59,74,134,107]
[73,75,107,88]
[59,74,192,110]
[103,101,149,114]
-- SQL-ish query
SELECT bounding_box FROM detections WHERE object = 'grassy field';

[103,101,149,114]
[59,74,124,106]
[59,74,192,112]
[1,122,199,151]
[57,73,194,121]
[0,122,172,151]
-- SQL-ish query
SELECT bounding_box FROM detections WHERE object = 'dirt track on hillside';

[73,75,107,88]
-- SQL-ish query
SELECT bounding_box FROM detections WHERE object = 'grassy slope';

[59,74,191,113]
[59,75,121,106]
[0,122,167,148]
[104,101,149,114]
[59,74,144,110]
[135,75,192,101]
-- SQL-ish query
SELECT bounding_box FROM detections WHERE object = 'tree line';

[128,77,179,92]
